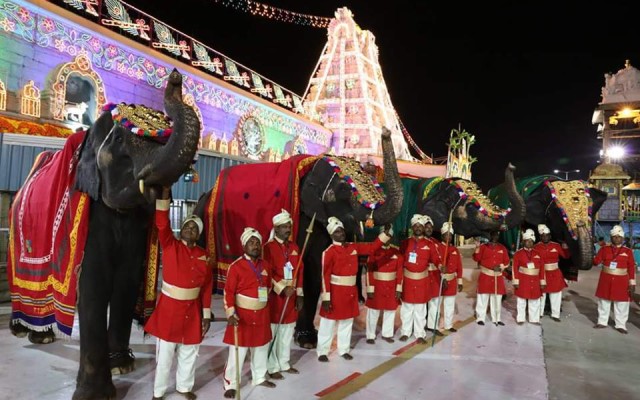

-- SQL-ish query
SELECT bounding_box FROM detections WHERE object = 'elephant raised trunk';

[504,163,526,230]
[136,69,201,187]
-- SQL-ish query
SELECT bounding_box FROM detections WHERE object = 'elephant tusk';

[139,179,145,194]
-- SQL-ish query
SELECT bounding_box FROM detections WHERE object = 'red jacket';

[144,200,213,345]
[223,256,273,347]
[472,242,510,295]
[594,245,636,301]
[263,238,304,324]
[365,246,403,311]
[512,248,545,299]
[534,241,569,293]
[400,237,441,303]
[320,234,388,320]
[437,241,463,297]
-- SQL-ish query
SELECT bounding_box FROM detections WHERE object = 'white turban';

[441,222,454,235]
[241,227,262,247]
[410,214,433,227]
[610,225,625,238]
[326,216,344,235]
[522,229,536,241]
[538,224,550,235]
[272,209,293,227]
[182,215,203,235]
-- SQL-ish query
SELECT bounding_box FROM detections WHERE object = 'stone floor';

[0,255,638,400]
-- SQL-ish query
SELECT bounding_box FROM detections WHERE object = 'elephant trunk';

[372,129,403,225]
[137,69,201,186]
[503,163,526,229]
[576,222,594,270]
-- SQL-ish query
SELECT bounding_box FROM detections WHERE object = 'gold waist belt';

[481,267,502,277]
[518,267,540,276]
[404,270,428,280]
[373,271,397,281]
[442,273,457,281]
[330,274,357,286]
[235,294,267,310]
[603,267,628,276]
[161,282,200,300]
[544,263,559,271]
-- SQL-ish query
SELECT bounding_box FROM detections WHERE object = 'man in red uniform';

[146,188,212,400]
[436,223,464,333]
[425,219,444,336]
[223,228,276,398]
[399,214,440,343]
[593,225,636,334]
[512,229,546,325]
[317,217,392,361]
[534,224,570,321]
[365,238,403,344]
[264,209,304,379]
[473,230,510,326]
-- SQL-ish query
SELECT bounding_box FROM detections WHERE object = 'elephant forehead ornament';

[545,180,593,239]
[103,102,173,139]
[449,179,511,220]
[323,155,386,209]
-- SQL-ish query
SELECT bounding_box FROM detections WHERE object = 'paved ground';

[0,252,638,399]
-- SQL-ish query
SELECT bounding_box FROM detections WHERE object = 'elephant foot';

[109,349,135,375]
[72,381,116,400]
[28,328,55,344]
[10,323,30,338]
[294,329,317,349]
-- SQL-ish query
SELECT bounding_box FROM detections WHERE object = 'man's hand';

[384,223,393,236]
[493,265,502,272]
[295,296,304,311]
[227,314,239,326]
[457,284,463,292]
[161,186,171,200]
[283,286,294,298]
[541,284,547,290]
[561,242,569,250]
[201,318,211,337]
[321,300,332,312]
[629,285,636,297]
[396,291,402,301]
[367,292,374,300]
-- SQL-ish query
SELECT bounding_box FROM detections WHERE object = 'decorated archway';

[48,52,107,122]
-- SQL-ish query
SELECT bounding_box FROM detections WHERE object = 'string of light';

[212,0,331,28]
[395,112,432,162]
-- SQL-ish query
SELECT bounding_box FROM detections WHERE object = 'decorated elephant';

[489,175,608,280]
[193,128,403,349]
[8,69,201,400]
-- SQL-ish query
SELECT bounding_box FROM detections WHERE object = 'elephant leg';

[28,328,56,344]
[295,261,321,349]
[10,322,30,338]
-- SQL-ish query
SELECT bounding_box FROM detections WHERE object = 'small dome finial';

[625,59,631,68]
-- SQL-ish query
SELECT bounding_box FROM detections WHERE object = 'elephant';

[9,69,201,400]
[489,175,608,280]
[194,127,403,349]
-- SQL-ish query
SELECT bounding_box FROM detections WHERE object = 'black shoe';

[551,317,561,322]
[497,321,505,326]
[366,339,375,345]
[341,353,353,360]
[477,321,485,326]
[223,390,235,399]
[447,328,457,333]
[429,329,444,337]
[318,355,329,362]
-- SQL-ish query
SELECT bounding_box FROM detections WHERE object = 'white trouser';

[597,299,630,329]
[442,296,456,330]
[316,317,354,357]
[366,308,396,339]
[516,297,541,323]
[267,322,295,373]
[476,293,502,323]
[223,342,269,390]
[153,339,199,397]
[540,291,563,318]
[400,302,427,339]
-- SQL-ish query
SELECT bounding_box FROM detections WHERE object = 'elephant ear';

[300,177,328,226]
[74,111,113,200]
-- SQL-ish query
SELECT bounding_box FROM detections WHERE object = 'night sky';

[126,0,639,189]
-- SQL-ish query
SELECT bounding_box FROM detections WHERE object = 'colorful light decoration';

[0,79,6,111]
[20,80,41,118]
[211,0,331,28]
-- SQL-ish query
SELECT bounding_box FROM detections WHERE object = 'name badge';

[527,262,535,269]
[408,252,418,264]
[284,261,293,280]
[609,261,617,270]
[258,286,268,302]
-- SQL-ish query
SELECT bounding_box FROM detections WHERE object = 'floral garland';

[322,155,385,210]
[448,179,511,220]
[545,180,593,240]
[103,103,173,139]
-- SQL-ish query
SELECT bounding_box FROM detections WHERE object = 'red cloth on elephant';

[534,242,569,293]
[7,131,88,336]
[205,155,319,294]
[437,242,463,297]
[594,245,636,302]
[365,246,403,311]
[320,236,387,320]
[144,201,212,345]
[400,237,440,303]
[473,243,510,295]
[512,248,545,299]
[223,256,273,347]
[264,238,304,324]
